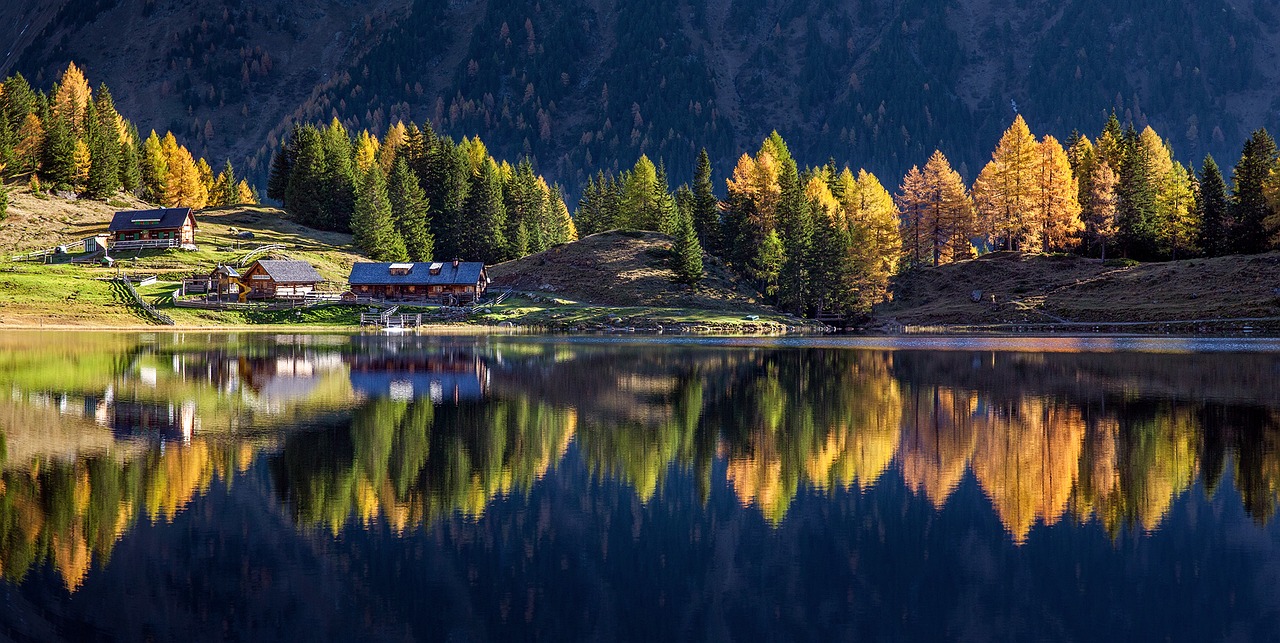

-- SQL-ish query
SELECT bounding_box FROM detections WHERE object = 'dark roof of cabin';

[108,208,194,232]
[211,265,240,278]
[254,260,324,284]
[348,261,486,286]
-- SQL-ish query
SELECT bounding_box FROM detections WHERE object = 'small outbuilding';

[241,260,325,299]
[108,208,198,249]
[347,259,488,304]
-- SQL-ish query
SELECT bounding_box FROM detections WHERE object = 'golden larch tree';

[1034,135,1083,253]
[1085,160,1119,260]
[52,62,92,135]
[921,150,975,265]
[354,129,380,173]
[973,115,1040,251]
[896,165,929,269]
[160,133,208,209]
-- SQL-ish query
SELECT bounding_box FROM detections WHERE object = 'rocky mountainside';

[6,0,1279,192]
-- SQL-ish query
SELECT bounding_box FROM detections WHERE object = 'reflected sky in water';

[1,332,1279,641]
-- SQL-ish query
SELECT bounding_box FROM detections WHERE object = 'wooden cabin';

[241,260,324,299]
[108,208,198,249]
[347,260,489,304]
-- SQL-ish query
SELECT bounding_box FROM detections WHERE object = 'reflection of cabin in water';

[348,352,489,402]
[347,260,488,304]
[103,400,198,443]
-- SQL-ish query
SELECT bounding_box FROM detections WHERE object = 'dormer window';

[429,262,443,275]
[389,263,414,276]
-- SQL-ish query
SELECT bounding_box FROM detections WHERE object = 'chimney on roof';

[452,258,460,268]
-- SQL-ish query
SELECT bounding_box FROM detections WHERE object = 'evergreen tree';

[266,131,296,202]
[284,125,327,227]
[1116,125,1160,259]
[1197,156,1230,257]
[655,160,680,236]
[352,165,408,261]
[84,91,121,199]
[692,149,720,253]
[388,158,434,261]
[320,118,356,231]
[808,202,856,317]
[212,160,238,206]
[462,158,507,262]
[775,157,811,313]
[0,183,8,220]
[574,173,607,237]
[546,186,578,246]
[1157,161,1197,259]
[1229,128,1277,254]
[118,124,140,194]
[424,137,469,258]
[672,201,704,285]
[40,112,76,189]
[622,155,661,229]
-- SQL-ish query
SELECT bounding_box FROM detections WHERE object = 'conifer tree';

[808,200,857,317]
[1229,128,1277,254]
[320,118,356,231]
[85,93,121,198]
[1084,160,1119,260]
[0,183,8,221]
[119,128,141,194]
[1116,125,1160,259]
[672,200,704,285]
[352,164,408,261]
[212,160,238,206]
[236,180,257,206]
[462,158,506,262]
[424,136,468,257]
[41,112,76,189]
[13,113,44,176]
[378,121,406,175]
[775,158,811,313]
[896,165,929,269]
[139,130,167,203]
[1157,161,1197,259]
[655,160,680,236]
[354,129,380,173]
[1034,135,1083,253]
[574,174,607,237]
[284,125,327,226]
[622,155,661,230]
[546,187,578,246]
[1196,156,1230,257]
[846,169,901,284]
[160,132,207,209]
[388,158,434,261]
[973,115,1039,250]
[51,63,91,136]
[692,149,720,253]
[920,150,974,264]
[267,134,294,202]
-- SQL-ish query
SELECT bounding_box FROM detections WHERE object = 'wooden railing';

[117,275,174,325]
[108,239,183,251]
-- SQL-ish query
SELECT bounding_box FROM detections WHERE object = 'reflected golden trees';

[0,440,253,592]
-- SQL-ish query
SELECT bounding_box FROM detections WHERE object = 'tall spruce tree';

[319,119,356,231]
[84,101,120,198]
[352,165,407,261]
[1116,125,1160,259]
[672,200,704,285]
[41,112,76,189]
[266,129,296,202]
[284,125,327,227]
[775,157,811,314]
[387,158,434,261]
[1197,156,1230,257]
[463,158,506,262]
[424,137,469,258]
[1229,129,1278,254]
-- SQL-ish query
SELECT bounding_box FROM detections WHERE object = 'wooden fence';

[118,276,174,325]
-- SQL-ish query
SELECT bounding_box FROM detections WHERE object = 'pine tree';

[692,149,720,253]
[574,174,606,237]
[1229,128,1278,254]
[85,91,121,199]
[461,157,507,261]
[546,187,578,246]
[352,164,408,261]
[119,131,141,194]
[424,137,469,258]
[320,118,356,231]
[1084,160,1119,260]
[1116,125,1160,259]
[775,157,811,313]
[0,183,8,221]
[655,160,680,236]
[211,160,238,207]
[41,112,76,189]
[1197,156,1230,257]
[808,201,857,317]
[284,125,327,227]
[388,158,434,261]
[139,130,167,203]
[672,201,704,285]
[267,131,295,202]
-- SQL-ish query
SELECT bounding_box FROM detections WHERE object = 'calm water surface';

[2,332,1280,641]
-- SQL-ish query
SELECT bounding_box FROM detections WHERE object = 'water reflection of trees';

[268,346,1280,542]
[0,441,253,592]
[271,398,576,534]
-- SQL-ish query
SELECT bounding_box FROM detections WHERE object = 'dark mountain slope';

[5,0,1279,192]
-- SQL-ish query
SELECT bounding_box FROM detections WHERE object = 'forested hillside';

[5,0,1279,191]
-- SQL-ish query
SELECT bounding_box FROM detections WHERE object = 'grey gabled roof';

[348,261,485,286]
[108,208,194,232]
[255,260,324,284]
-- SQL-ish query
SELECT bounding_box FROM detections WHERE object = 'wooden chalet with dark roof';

[108,208,198,250]
[347,259,489,304]
[241,260,325,299]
